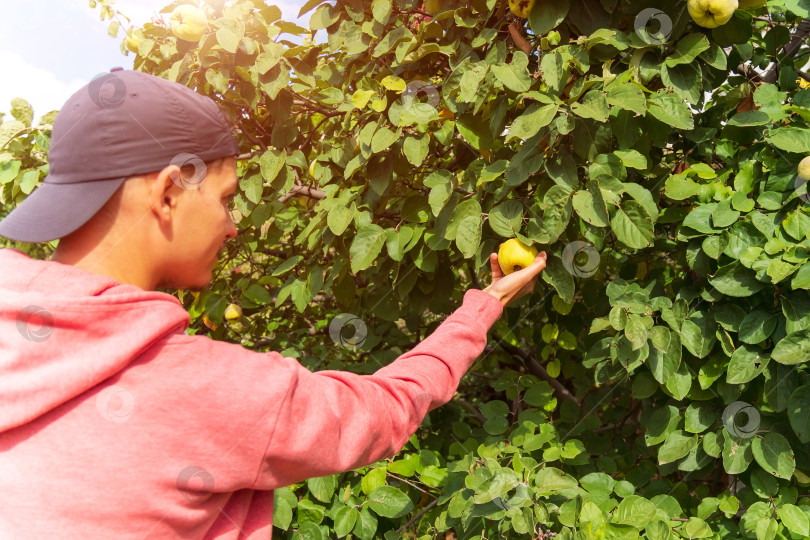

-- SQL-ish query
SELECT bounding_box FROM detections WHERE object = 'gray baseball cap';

[0,67,240,243]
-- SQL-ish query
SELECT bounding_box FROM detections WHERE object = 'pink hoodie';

[0,247,503,539]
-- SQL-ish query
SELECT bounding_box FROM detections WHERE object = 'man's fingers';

[490,253,504,279]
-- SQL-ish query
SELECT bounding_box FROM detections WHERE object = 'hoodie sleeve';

[250,288,503,490]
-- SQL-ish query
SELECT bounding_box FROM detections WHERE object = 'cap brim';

[0,177,126,243]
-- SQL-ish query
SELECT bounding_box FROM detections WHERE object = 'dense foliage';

[3,0,810,537]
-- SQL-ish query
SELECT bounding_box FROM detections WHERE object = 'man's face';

[158,156,238,290]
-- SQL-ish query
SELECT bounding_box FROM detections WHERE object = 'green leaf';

[724,221,767,259]
[352,89,376,109]
[572,182,609,227]
[489,200,523,237]
[307,475,337,503]
[625,315,648,351]
[610,201,654,249]
[385,226,414,262]
[10,98,33,127]
[658,430,698,464]
[752,432,795,480]
[542,185,573,242]
[216,17,244,53]
[685,403,717,434]
[647,92,694,130]
[272,256,304,277]
[616,495,657,528]
[613,149,647,170]
[371,127,399,154]
[533,467,578,494]
[472,467,521,504]
[766,127,810,153]
[0,160,21,185]
[455,215,482,259]
[647,326,682,384]
[370,0,391,22]
[490,51,531,92]
[645,404,681,446]
[381,75,406,92]
[273,498,293,530]
[788,385,810,443]
[350,224,387,273]
[446,199,482,241]
[528,0,569,35]
[239,173,263,205]
[360,467,387,496]
[665,363,692,400]
[327,202,356,236]
[353,507,378,540]
[606,80,646,115]
[778,504,810,537]
[367,485,414,518]
[772,329,810,365]
[664,33,711,67]
[402,135,429,166]
[243,284,273,305]
[738,311,778,344]
[680,311,716,359]
[710,262,765,297]
[332,507,358,537]
[683,204,721,234]
[665,174,700,200]
[507,104,558,142]
[726,344,769,384]
[571,91,609,122]
[260,148,286,183]
[456,113,494,151]
[723,435,753,474]
[541,254,575,303]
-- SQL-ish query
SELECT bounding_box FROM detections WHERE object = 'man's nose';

[225,217,238,240]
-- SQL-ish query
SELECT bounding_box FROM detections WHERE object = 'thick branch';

[488,340,579,405]
[276,183,327,203]
[741,18,810,83]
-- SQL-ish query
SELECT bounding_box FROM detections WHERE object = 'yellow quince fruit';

[497,238,539,275]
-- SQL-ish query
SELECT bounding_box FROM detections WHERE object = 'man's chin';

[156,273,211,292]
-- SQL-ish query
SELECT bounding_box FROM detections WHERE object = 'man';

[0,68,547,539]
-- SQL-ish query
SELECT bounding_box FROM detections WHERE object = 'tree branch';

[742,18,810,83]
[488,339,579,405]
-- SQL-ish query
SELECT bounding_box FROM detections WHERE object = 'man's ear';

[149,165,183,226]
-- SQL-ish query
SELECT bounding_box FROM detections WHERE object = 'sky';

[0,0,311,125]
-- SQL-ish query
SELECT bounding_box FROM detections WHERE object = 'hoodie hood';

[0,248,190,433]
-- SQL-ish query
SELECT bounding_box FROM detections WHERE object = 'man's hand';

[482,246,547,308]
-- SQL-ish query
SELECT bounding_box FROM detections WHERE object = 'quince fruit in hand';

[508,0,536,18]
[224,303,243,321]
[498,238,539,275]
[798,156,810,181]
[170,5,208,42]
[688,0,739,28]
